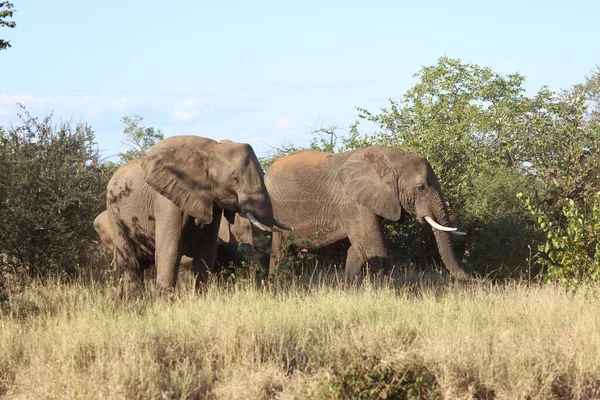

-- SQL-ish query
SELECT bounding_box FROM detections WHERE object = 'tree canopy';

[0,2,16,51]
[118,115,164,163]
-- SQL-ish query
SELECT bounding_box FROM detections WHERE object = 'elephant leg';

[113,248,146,298]
[269,231,284,275]
[192,210,222,290]
[345,215,390,277]
[121,265,145,298]
[344,244,364,279]
[154,208,184,291]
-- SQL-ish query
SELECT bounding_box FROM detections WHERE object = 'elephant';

[264,146,471,280]
[106,136,292,295]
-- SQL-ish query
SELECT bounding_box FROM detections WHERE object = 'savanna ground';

[1,268,599,400]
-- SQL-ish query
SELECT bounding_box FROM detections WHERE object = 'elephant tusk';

[273,219,294,231]
[451,231,467,236]
[424,216,457,232]
[246,213,280,233]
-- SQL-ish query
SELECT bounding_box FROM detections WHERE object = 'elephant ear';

[338,148,402,221]
[218,216,231,243]
[142,136,216,225]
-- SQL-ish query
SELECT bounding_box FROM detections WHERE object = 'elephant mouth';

[215,196,239,211]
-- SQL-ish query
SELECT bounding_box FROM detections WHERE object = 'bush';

[0,107,112,282]
[309,349,439,400]
[459,165,544,278]
[521,192,600,288]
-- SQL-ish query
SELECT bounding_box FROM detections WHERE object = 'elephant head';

[338,146,469,280]
[141,136,291,269]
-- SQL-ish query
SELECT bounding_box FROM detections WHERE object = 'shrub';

[309,348,440,400]
[0,107,112,282]
[520,192,600,287]
[459,165,544,278]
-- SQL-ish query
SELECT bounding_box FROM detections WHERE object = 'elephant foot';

[118,280,144,300]
[118,268,145,300]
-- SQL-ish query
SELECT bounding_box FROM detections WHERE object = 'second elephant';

[264,146,471,280]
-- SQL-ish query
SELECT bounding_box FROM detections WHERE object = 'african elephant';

[106,136,291,294]
[264,147,470,280]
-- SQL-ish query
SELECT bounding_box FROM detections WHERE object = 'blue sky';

[1,0,599,160]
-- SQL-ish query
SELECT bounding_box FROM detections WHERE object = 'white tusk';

[273,219,294,231]
[246,213,280,233]
[451,231,467,236]
[424,216,457,232]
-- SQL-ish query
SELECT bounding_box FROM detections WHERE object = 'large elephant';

[106,136,291,294]
[264,147,471,280]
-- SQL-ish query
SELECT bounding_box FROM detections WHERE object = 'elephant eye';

[414,184,425,193]
[232,176,239,185]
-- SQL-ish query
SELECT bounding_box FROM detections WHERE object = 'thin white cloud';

[275,112,302,129]
[275,115,290,129]
[0,94,135,117]
[170,97,209,122]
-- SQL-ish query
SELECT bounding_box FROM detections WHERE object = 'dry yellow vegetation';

[1,274,599,399]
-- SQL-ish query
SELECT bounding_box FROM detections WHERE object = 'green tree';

[573,65,600,126]
[118,115,164,163]
[0,2,16,51]
[0,106,112,280]
[518,69,600,286]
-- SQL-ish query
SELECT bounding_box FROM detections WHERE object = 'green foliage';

[271,229,327,278]
[0,2,16,51]
[573,65,600,129]
[459,165,543,277]
[0,107,112,280]
[118,115,164,163]
[309,124,342,153]
[520,192,600,288]
[310,349,439,400]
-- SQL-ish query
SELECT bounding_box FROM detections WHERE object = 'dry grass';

[1,272,600,399]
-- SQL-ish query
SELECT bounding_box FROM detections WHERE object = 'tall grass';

[1,272,599,399]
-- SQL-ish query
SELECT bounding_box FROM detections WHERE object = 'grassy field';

[1,272,600,399]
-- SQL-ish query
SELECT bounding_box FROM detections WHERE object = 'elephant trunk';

[432,229,469,280]
[239,190,276,273]
[427,192,470,281]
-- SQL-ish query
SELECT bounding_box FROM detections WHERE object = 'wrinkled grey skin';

[265,147,471,280]
[106,136,277,295]
[94,210,245,273]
